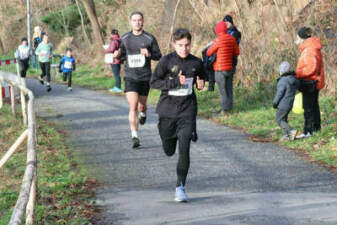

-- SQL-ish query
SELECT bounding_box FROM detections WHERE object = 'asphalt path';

[27,79,337,225]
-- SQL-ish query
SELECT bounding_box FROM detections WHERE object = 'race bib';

[128,54,145,68]
[40,50,48,57]
[168,78,194,96]
[64,61,72,69]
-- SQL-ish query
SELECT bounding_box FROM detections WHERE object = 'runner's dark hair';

[65,48,72,53]
[173,28,192,42]
[21,37,28,42]
[130,11,144,19]
[111,29,118,35]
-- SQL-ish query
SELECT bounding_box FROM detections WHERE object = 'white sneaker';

[296,133,312,139]
[175,186,188,202]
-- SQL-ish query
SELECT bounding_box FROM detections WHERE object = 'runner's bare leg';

[138,95,148,113]
[126,92,139,133]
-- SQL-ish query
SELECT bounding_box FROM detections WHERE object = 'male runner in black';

[116,11,162,148]
[150,28,205,202]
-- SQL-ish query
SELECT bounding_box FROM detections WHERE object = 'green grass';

[0,105,98,225]
[26,64,337,167]
[0,50,15,60]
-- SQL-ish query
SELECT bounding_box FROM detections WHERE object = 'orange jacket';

[207,21,240,71]
[296,37,325,90]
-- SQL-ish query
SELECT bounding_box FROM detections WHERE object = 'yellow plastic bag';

[292,93,304,114]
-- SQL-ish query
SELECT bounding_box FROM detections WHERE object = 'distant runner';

[151,28,205,202]
[35,34,53,92]
[59,48,76,91]
[15,37,30,79]
[117,11,162,148]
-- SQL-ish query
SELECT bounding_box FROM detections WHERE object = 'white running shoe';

[296,132,312,139]
[175,186,188,202]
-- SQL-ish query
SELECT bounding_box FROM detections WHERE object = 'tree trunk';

[80,0,104,56]
[0,38,4,54]
[75,0,91,45]
[166,0,182,54]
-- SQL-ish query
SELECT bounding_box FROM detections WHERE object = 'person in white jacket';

[15,37,30,78]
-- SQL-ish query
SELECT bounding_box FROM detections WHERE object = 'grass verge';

[0,105,100,225]
[28,64,337,168]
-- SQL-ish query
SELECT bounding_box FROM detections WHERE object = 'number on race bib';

[40,50,47,57]
[128,54,146,68]
[64,61,72,69]
[168,78,194,96]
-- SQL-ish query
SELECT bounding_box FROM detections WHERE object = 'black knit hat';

[298,27,312,39]
[223,15,233,24]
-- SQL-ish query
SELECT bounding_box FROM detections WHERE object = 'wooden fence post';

[10,84,16,116]
[20,90,28,125]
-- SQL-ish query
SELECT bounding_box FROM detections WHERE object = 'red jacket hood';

[299,37,322,52]
[215,21,227,36]
[110,34,121,41]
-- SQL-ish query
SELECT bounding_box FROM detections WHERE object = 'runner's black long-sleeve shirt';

[150,52,206,118]
[120,31,161,81]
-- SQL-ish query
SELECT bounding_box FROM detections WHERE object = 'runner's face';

[43,35,48,43]
[66,51,72,57]
[130,14,143,32]
[22,40,28,46]
[173,38,191,58]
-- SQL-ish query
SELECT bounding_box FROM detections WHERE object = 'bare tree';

[75,0,91,45]
[166,0,182,54]
[80,0,104,56]
[0,38,4,53]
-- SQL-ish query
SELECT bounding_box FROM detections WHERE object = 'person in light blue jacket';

[59,48,76,91]
[35,34,53,92]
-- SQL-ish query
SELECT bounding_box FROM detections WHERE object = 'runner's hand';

[140,48,151,57]
[179,71,186,85]
[113,49,121,58]
[196,76,204,90]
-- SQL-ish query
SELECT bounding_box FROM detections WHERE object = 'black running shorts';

[124,80,150,96]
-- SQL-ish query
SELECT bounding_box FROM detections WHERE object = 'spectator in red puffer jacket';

[207,21,239,115]
[105,29,122,92]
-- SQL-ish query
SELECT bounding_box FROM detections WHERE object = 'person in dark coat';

[273,61,300,141]
[223,14,241,71]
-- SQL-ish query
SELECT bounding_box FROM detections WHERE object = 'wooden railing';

[0,67,37,225]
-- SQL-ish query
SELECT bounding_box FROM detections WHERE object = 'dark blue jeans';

[33,54,37,68]
[111,64,121,89]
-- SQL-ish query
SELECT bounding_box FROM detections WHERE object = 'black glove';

[273,103,278,109]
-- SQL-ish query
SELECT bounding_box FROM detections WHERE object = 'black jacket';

[273,72,300,111]
[120,31,161,81]
[228,26,241,67]
[150,52,206,118]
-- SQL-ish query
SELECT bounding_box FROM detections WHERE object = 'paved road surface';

[27,79,337,225]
